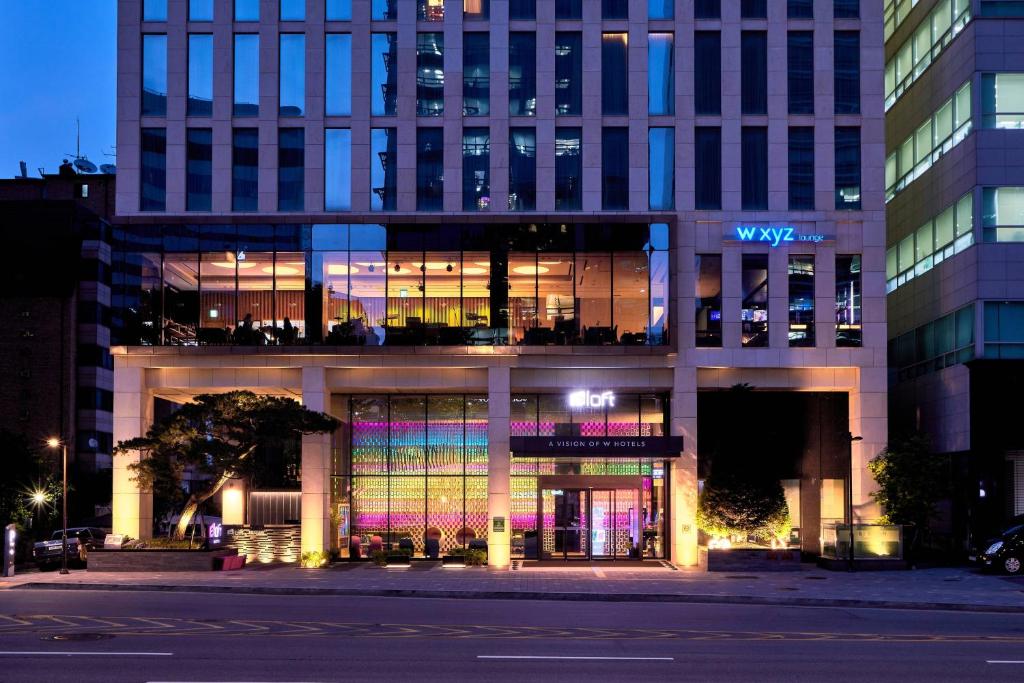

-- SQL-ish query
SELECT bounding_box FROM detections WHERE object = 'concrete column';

[300,366,332,555]
[112,364,153,539]
[487,365,512,568]
[850,367,887,522]
[670,365,699,568]
[220,478,246,526]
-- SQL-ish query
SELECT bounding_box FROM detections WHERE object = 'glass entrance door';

[541,487,641,559]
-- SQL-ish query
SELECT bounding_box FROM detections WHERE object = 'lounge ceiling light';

[463,266,488,275]
[262,265,300,276]
[327,264,360,275]
[512,265,550,275]
[210,261,256,270]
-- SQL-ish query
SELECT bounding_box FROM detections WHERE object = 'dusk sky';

[0,2,116,178]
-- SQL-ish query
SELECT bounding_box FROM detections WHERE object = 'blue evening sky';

[0,2,117,178]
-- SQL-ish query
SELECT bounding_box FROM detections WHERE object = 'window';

[325,129,352,211]
[741,32,767,115]
[463,128,490,211]
[788,256,814,347]
[187,34,213,117]
[372,0,397,20]
[556,128,582,211]
[695,127,721,210]
[278,129,304,211]
[464,0,488,19]
[648,33,674,116]
[884,0,971,110]
[190,0,213,21]
[602,33,628,116]
[418,0,444,20]
[985,302,1024,358]
[510,1,536,20]
[893,304,974,376]
[281,0,304,20]
[417,129,443,211]
[742,127,768,210]
[186,129,212,212]
[835,256,862,346]
[417,33,444,117]
[326,34,352,116]
[742,0,767,18]
[233,34,259,116]
[142,34,167,116]
[555,32,582,116]
[279,34,305,117]
[510,33,536,117]
[232,128,259,212]
[556,0,581,19]
[694,32,721,116]
[789,127,814,210]
[372,33,398,116]
[788,0,813,18]
[983,187,1024,242]
[371,128,397,211]
[464,33,489,117]
[695,0,720,18]
[144,0,166,21]
[742,255,768,347]
[835,127,861,210]
[649,128,674,210]
[140,128,166,211]
[649,0,673,19]
[834,0,860,18]
[834,31,860,114]
[235,0,258,20]
[982,73,1024,128]
[696,255,722,347]
[886,81,972,201]
[327,0,352,20]
[509,128,536,211]
[604,0,628,19]
[602,128,629,210]
[787,32,813,115]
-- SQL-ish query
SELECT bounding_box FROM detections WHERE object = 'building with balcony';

[885,0,1024,546]
[111,0,887,566]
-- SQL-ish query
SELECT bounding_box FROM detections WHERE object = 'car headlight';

[986,541,1004,555]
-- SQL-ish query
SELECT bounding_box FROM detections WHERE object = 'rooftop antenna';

[66,119,98,174]
[19,161,27,178]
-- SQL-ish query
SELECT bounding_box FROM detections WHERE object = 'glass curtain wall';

[742,254,769,347]
[510,33,537,117]
[835,255,862,346]
[372,33,398,116]
[187,34,213,116]
[463,33,489,116]
[788,256,815,347]
[555,32,582,116]
[695,254,722,347]
[463,129,490,211]
[555,128,582,211]
[416,33,444,117]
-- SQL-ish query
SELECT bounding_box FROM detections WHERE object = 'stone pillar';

[300,366,332,555]
[487,365,512,568]
[221,478,246,526]
[112,364,153,539]
[670,365,700,567]
[850,367,887,522]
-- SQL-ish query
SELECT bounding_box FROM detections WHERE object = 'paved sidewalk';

[4,562,1024,613]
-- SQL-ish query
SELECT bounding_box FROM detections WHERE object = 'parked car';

[32,527,107,570]
[972,523,1024,574]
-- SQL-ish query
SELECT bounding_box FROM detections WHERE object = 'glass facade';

[232,128,259,212]
[835,127,862,210]
[372,33,398,117]
[695,254,722,347]
[788,256,815,347]
[509,128,536,211]
[185,128,212,212]
[278,128,305,211]
[371,128,398,211]
[187,34,213,117]
[327,0,352,21]
[648,127,674,211]
[741,127,768,211]
[113,223,670,348]
[509,33,536,117]
[416,129,443,211]
[419,0,444,21]
[694,32,721,116]
[555,128,582,211]
[142,34,167,116]
[835,256,862,347]
[602,128,628,211]
[741,31,767,116]
[648,33,674,116]
[280,0,304,21]
[326,34,352,117]
[982,73,1024,128]
[234,0,258,21]
[325,129,352,212]
[144,0,167,21]
[464,0,488,20]
[372,0,398,20]
[984,187,1024,241]
[555,32,582,117]
[279,34,305,117]
[510,0,536,20]
[462,128,490,211]
[788,31,813,115]
[602,33,628,116]
[742,254,768,347]
[695,127,721,210]
[233,34,259,117]
[463,33,489,117]
[416,33,444,117]
[140,128,166,212]
[789,127,815,210]
[834,31,861,115]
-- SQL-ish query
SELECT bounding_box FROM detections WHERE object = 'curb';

[12,581,1024,614]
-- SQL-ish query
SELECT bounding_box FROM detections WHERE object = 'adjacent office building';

[885,0,1024,545]
[111,0,886,565]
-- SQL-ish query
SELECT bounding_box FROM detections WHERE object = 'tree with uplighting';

[115,391,339,540]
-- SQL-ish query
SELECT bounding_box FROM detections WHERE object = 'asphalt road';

[1,589,1023,682]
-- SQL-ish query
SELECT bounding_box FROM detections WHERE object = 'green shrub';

[130,538,200,550]
[370,547,412,566]
[447,547,487,566]
[697,471,791,546]
[300,550,329,568]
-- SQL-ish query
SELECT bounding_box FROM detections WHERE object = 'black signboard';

[510,436,683,458]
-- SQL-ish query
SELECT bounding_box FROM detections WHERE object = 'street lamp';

[46,437,69,575]
[845,432,863,571]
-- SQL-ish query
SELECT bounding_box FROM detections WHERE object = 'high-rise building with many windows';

[112,0,887,566]
[886,0,1024,548]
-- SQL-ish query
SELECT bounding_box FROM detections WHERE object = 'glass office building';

[112,0,887,565]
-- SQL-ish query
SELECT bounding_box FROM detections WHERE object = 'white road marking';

[0,651,173,656]
[987,660,1024,664]
[477,655,673,661]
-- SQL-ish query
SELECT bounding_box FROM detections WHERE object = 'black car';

[973,523,1024,574]
[32,527,107,570]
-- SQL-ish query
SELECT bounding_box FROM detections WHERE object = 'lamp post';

[46,437,69,575]
[845,432,863,571]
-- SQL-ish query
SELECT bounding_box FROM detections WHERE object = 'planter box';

[87,548,238,572]
[385,554,411,566]
[441,555,466,567]
[703,547,802,572]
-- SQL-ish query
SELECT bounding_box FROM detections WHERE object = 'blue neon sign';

[735,226,825,247]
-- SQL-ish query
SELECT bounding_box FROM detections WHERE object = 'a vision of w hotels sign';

[510,436,684,458]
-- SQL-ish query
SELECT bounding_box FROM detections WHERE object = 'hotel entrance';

[539,479,643,560]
